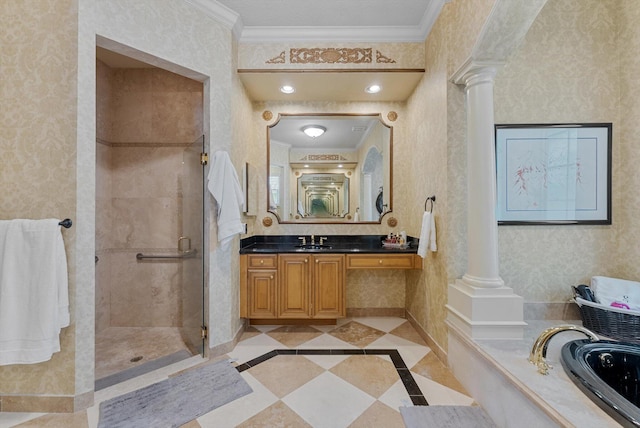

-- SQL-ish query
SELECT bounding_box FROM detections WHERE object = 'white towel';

[207,151,245,247]
[298,201,305,217]
[353,211,360,222]
[417,212,437,258]
[0,219,69,365]
[591,276,640,310]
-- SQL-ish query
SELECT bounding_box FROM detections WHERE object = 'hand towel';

[417,212,437,258]
[207,151,245,247]
[591,276,640,310]
[0,219,69,365]
[353,210,360,222]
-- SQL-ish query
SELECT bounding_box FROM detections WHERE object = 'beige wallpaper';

[494,0,622,302]
[0,0,79,396]
[614,0,640,280]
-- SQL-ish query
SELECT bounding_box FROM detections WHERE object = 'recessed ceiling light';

[365,84,381,94]
[280,85,295,94]
[302,125,326,138]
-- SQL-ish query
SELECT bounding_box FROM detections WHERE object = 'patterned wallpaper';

[494,0,624,302]
[0,0,78,397]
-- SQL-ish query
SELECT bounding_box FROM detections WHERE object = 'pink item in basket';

[611,301,631,310]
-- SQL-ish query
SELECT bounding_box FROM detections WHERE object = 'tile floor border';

[235,348,428,406]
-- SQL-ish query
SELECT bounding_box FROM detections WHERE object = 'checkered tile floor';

[2,317,475,428]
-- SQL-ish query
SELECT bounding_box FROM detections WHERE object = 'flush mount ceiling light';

[280,85,295,94]
[302,125,326,138]
[365,84,381,94]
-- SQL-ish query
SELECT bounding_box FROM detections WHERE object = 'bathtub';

[561,339,640,427]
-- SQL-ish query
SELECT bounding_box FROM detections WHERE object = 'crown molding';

[239,0,448,43]
[184,0,243,40]
[239,25,424,43]
[184,0,448,44]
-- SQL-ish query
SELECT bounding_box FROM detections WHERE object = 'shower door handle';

[178,236,192,253]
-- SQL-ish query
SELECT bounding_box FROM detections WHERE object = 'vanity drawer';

[248,255,278,269]
[346,254,421,270]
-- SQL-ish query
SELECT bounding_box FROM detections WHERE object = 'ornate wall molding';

[299,154,349,162]
[263,47,398,65]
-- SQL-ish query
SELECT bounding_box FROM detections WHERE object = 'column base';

[446,279,526,339]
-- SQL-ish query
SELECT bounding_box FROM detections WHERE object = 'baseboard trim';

[405,310,447,364]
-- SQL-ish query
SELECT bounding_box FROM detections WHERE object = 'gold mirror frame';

[267,113,393,224]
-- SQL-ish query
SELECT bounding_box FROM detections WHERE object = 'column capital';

[450,58,504,87]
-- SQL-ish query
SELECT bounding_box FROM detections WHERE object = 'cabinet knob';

[304,258,308,263]
[315,259,319,264]
[379,259,383,264]
[260,260,264,264]
[270,275,274,279]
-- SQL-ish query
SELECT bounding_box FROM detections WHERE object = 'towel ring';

[424,196,436,213]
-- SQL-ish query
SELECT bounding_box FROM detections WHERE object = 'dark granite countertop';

[239,235,419,254]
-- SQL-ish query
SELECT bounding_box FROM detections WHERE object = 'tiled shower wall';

[96,59,203,332]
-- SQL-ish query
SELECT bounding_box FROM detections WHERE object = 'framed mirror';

[267,113,392,223]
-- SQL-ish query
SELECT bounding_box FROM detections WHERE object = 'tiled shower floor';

[95,326,191,380]
[3,317,477,427]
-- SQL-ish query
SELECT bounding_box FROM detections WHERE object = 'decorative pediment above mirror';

[267,113,393,224]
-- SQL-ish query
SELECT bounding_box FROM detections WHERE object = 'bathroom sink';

[295,244,333,250]
[561,339,640,427]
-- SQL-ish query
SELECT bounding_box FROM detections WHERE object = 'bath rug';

[98,359,253,428]
[400,405,497,428]
[95,349,193,391]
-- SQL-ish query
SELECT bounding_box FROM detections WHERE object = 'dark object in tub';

[562,339,640,427]
[572,284,597,302]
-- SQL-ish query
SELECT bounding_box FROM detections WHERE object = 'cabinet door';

[313,255,345,318]
[278,254,311,318]
[247,270,277,318]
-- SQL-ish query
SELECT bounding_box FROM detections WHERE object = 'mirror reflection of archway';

[361,146,383,221]
[298,173,349,218]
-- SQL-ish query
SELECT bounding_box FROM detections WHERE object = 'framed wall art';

[495,123,612,225]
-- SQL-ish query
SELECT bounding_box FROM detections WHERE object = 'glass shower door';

[180,135,205,355]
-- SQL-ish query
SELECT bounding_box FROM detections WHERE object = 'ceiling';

[212,0,444,42]
[269,115,381,150]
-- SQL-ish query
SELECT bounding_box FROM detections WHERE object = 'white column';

[447,60,525,339]
[461,66,503,288]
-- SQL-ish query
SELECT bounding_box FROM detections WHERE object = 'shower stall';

[95,51,205,387]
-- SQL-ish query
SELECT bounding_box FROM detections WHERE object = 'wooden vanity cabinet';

[241,251,420,321]
[312,254,346,318]
[278,254,345,319]
[278,254,311,318]
[240,253,345,320]
[241,255,278,319]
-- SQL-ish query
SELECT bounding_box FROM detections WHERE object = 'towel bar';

[58,219,72,228]
[136,249,196,260]
[424,196,436,213]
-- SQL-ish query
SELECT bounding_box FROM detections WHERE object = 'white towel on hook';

[417,212,437,258]
[353,210,359,222]
[0,219,69,365]
[207,151,245,247]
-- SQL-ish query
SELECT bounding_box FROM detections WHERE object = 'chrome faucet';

[319,236,327,245]
[310,234,315,245]
[529,324,599,375]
